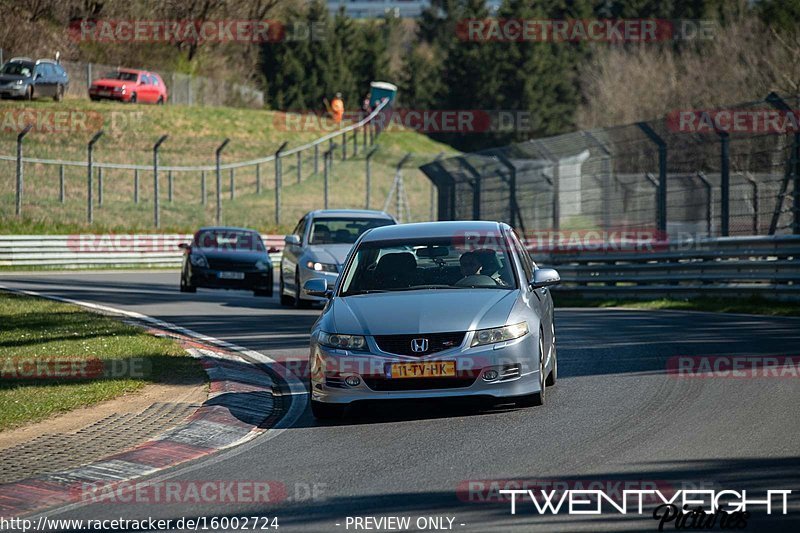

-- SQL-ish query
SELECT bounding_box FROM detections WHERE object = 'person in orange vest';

[327,92,344,124]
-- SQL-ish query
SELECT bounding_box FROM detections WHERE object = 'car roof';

[360,220,508,242]
[197,226,260,234]
[308,209,394,220]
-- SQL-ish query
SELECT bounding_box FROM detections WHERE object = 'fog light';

[482,369,499,381]
[344,375,361,387]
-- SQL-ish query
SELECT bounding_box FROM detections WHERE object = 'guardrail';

[0,234,285,269]
[531,235,800,301]
[3,234,797,301]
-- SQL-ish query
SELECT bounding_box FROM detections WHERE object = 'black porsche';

[179,227,276,297]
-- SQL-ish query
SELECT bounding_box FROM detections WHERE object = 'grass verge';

[0,99,456,234]
[553,294,800,317]
[0,291,204,431]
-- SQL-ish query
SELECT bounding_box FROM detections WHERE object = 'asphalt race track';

[2,271,799,532]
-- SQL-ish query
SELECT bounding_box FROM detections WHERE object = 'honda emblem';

[411,338,429,353]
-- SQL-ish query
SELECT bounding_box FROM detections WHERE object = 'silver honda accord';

[303,220,561,419]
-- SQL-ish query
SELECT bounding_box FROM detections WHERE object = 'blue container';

[369,81,398,108]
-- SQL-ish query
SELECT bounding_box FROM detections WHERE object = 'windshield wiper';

[341,289,388,296]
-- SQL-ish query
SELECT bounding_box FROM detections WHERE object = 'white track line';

[0,284,309,519]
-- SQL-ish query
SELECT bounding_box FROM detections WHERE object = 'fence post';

[153,135,168,228]
[324,144,337,209]
[215,138,230,225]
[87,63,92,86]
[274,142,288,225]
[15,124,32,217]
[59,165,65,203]
[353,126,358,156]
[87,130,104,224]
[229,168,235,199]
[297,151,302,183]
[696,171,713,237]
[365,147,378,209]
[719,132,730,236]
[363,122,368,147]
[256,164,261,194]
[342,131,347,160]
[201,171,206,205]
[314,144,319,175]
[168,171,174,202]
[743,172,759,234]
[637,122,667,236]
[134,169,139,204]
[97,168,103,206]
[766,92,800,234]
[458,158,482,220]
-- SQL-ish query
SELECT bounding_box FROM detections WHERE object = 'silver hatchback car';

[303,220,561,419]
[279,210,396,308]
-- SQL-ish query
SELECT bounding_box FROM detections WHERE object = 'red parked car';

[88,69,168,104]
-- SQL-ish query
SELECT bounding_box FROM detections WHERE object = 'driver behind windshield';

[459,252,482,277]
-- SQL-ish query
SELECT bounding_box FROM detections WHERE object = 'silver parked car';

[279,209,396,308]
[303,220,561,419]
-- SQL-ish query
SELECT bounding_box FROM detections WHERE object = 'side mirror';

[284,235,301,246]
[530,268,560,289]
[177,242,190,250]
[303,278,331,298]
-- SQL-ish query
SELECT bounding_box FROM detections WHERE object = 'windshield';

[101,71,138,81]
[1,62,33,77]
[194,230,264,252]
[308,218,393,245]
[340,237,517,295]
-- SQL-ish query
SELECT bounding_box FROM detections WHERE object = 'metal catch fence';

[422,93,800,240]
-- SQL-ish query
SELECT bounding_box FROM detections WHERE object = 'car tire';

[157,96,164,105]
[294,271,311,309]
[180,272,196,293]
[546,336,557,387]
[253,289,272,297]
[90,96,99,102]
[26,86,33,101]
[279,272,294,306]
[311,399,346,420]
[53,85,64,102]
[130,93,137,104]
[517,333,546,408]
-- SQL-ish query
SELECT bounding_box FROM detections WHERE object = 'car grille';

[363,376,476,391]
[373,332,465,356]
[207,259,256,271]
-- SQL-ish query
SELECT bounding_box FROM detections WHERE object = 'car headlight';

[470,322,529,347]
[15,80,24,85]
[306,261,337,273]
[318,332,368,351]
[255,260,270,270]
[189,254,208,268]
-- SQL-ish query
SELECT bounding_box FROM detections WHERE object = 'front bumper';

[0,84,27,98]
[89,89,127,101]
[309,332,540,404]
[190,266,272,293]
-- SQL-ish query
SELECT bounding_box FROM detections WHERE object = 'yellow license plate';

[390,361,456,379]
